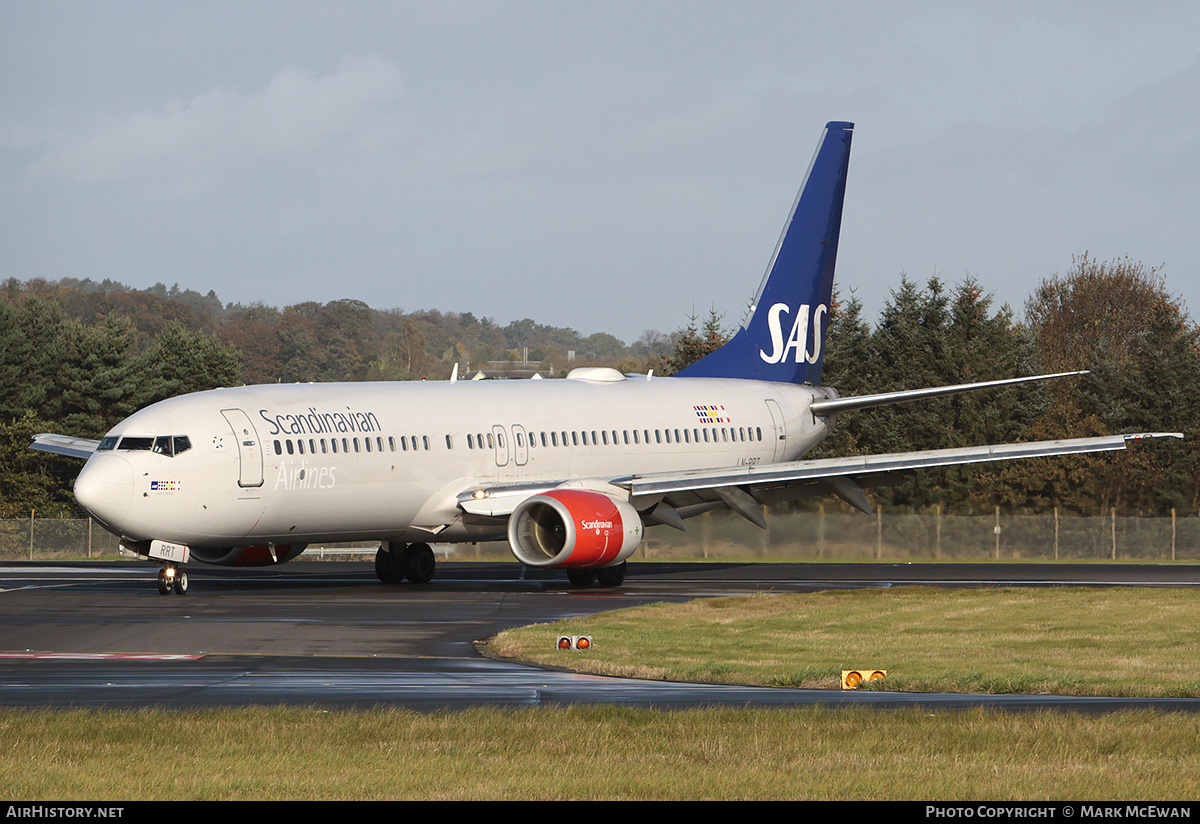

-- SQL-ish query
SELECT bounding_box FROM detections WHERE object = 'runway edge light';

[556,636,592,651]
[842,669,886,689]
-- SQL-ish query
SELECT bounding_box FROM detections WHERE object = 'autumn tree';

[1022,255,1200,513]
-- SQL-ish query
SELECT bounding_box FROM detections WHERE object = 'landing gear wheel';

[566,568,597,587]
[596,562,627,587]
[157,570,171,595]
[375,545,402,583]
[172,570,189,595]
[401,543,436,584]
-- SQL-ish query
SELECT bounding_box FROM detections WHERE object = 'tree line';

[1,255,1195,518]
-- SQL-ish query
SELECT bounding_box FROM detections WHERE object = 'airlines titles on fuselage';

[275,459,337,491]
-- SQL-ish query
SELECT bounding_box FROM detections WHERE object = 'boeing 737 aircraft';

[32,121,1179,594]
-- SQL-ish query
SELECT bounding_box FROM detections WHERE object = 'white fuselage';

[73,371,836,550]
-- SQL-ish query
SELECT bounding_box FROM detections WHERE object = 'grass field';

[2,705,1199,800]
[5,586,1200,799]
[487,587,1200,696]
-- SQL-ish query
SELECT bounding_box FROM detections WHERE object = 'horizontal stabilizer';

[30,434,100,460]
[809,372,1087,417]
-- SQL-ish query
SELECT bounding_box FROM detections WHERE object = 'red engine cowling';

[189,544,308,566]
[507,490,642,568]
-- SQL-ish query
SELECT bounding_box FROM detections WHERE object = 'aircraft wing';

[616,431,1179,507]
[29,433,101,460]
[458,432,1181,523]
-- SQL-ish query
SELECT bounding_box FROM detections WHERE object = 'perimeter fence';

[4,508,1199,563]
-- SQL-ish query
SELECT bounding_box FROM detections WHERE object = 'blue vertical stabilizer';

[675,121,854,384]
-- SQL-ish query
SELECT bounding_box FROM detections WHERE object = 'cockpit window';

[97,436,119,451]
[117,435,191,456]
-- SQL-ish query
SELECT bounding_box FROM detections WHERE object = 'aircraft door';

[512,424,528,466]
[492,424,510,467]
[221,409,264,488]
[764,399,786,463]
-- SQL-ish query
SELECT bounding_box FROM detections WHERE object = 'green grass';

[486,587,1200,696]
[2,706,1199,799]
[7,587,1200,799]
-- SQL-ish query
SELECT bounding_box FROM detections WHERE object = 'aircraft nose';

[74,456,134,527]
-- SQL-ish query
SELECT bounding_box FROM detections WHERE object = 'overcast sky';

[3,1,1198,343]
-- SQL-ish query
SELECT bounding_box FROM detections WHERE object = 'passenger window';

[286,440,295,455]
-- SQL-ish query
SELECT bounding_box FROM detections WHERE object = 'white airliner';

[32,121,1179,594]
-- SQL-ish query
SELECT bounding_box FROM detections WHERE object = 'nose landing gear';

[157,566,188,595]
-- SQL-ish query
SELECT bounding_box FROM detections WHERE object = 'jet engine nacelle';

[189,544,308,567]
[507,489,642,568]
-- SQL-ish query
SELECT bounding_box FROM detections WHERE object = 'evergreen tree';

[665,308,728,375]
[52,316,144,438]
[141,321,242,403]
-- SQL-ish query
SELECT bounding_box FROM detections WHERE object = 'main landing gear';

[375,542,436,585]
[567,562,627,588]
[156,565,188,596]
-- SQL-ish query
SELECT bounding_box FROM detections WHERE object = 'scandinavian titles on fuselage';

[259,406,382,437]
[758,302,827,365]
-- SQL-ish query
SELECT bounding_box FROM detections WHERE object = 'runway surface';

[3,559,1200,711]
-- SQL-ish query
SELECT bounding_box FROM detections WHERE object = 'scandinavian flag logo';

[694,405,730,424]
